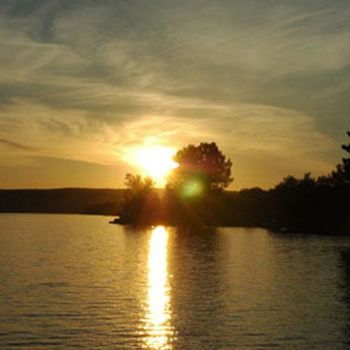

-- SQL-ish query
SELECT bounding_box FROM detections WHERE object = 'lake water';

[1,214,350,349]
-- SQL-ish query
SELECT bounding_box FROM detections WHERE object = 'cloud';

[0,155,125,188]
[0,138,35,151]
[0,0,349,188]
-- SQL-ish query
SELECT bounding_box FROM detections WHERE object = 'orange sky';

[0,1,349,189]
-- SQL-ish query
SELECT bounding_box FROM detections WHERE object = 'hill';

[0,188,126,216]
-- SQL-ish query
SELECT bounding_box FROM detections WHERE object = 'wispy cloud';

[0,138,35,151]
[0,0,349,188]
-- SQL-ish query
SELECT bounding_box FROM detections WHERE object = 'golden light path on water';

[144,226,174,349]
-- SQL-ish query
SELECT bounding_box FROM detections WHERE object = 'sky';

[0,0,349,189]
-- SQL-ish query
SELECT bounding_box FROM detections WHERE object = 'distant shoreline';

[0,212,346,236]
[0,188,126,216]
[1,187,348,235]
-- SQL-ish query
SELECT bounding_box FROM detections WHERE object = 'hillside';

[0,188,126,216]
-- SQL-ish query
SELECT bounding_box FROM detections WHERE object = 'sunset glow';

[127,146,178,187]
[0,1,348,190]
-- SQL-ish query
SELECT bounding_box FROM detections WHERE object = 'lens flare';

[181,179,204,198]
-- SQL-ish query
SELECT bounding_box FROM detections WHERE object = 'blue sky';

[0,0,349,189]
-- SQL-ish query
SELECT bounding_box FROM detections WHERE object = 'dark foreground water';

[1,214,350,349]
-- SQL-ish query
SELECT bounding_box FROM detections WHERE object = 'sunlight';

[126,145,178,187]
[144,226,173,349]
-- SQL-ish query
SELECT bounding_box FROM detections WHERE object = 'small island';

[113,134,350,234]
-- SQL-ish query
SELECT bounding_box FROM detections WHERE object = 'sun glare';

[144,226,172,349]
[127,145,178,187]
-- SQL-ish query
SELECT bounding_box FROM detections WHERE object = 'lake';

[1,214,350,349]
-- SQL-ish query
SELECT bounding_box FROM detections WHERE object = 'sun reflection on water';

[144,226,173,349]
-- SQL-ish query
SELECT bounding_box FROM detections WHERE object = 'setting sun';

[126,145,178,187]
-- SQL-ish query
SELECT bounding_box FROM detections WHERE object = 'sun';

[126,145,178,187]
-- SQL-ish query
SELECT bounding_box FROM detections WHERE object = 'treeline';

[0,188,125,216]
[0,183,348,234]
[116,181,349,234]
[116,133,350,234]
[222,175,349,234]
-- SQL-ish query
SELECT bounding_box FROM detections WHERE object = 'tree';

[124,173,154,194]
[168,142,233,194]
[118,174,158,224]
[331,131,350,185]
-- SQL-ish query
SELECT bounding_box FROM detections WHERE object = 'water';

[1,214,350,349]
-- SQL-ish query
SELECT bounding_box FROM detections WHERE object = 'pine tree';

[332,131,350,185]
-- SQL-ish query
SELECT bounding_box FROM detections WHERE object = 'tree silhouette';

[331,131,350,185]
[124,173,154,194]
[169,142,233,194]
[117,174,159,225]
